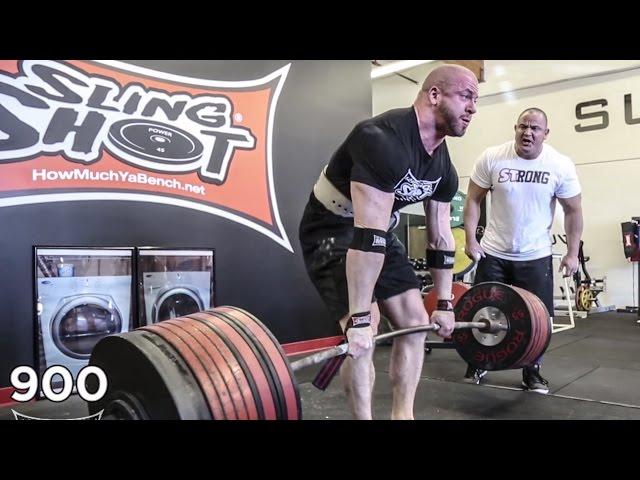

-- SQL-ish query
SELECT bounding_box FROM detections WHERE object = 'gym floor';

[2,311,639,420]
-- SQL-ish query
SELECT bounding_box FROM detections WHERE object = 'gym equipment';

[452,227,476,280]
[87,282,551,420]
[620,219,640,319]
[552,236,614,314]
[450,191,465,228]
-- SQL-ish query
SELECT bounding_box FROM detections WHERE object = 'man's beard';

[441,104,466,137]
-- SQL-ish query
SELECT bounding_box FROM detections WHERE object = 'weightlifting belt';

[312,167,400,230]
[313,167,354,218]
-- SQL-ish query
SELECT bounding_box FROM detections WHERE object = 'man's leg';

[372,233,427,419]
[512,255,553,393]
[473,253,512,284]
[464,254,511,383]
[512,255,554,362]
[338,303,379,420]
[379,288,428,420]
[300,209,380,418]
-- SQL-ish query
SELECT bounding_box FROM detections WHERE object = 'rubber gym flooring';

[1,311,639,420]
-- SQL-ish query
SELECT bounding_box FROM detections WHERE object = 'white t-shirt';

[471,140,581,261]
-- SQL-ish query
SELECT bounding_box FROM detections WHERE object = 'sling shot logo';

[0,61,256,183]
[394,170,441,202]
[0,60,293,251]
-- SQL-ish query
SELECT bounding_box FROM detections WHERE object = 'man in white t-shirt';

[463,108,584,394]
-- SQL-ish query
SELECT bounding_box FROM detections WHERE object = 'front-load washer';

[142,271,212,325]
[37,275,132,378]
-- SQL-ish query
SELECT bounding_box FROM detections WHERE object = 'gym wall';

[0,60,372,388]
[379,64,640,310]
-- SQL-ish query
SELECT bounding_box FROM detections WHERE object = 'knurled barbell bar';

[86,282,552,420]
[292,320,506,371]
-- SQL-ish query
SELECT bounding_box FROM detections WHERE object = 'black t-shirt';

[325,107,458,213]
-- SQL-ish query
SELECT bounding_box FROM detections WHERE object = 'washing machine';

[142,271,212,325]
[37,275,132,379]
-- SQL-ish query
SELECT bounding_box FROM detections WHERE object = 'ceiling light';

[371,60,437,79]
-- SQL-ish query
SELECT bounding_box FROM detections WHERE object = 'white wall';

[375,63,640,309]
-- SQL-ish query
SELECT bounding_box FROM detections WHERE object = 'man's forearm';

[346,250,385,314]
[464,198,481,242]
[564,210,584,257]
[427,228,455,303]
[429,268,454,303]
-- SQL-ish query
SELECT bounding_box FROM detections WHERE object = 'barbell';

[295,319,507,371]
[86,282,552,420]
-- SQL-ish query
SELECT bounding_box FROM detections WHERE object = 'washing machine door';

[52,295,123,359]
[153,287,203,323]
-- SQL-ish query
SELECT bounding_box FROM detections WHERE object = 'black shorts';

[474,253,554,316]
[299,194,419,322]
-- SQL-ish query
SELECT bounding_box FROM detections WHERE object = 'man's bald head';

[421,64,478,92]
[414,63,479,139]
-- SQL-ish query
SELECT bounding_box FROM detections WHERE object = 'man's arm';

[423,199,456,337]
[424,199,455,301]
[557,194,584,276]
[346,181,394,313]
[464,180,490,260]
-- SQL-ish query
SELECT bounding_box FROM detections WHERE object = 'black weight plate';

[87,330,211,420]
